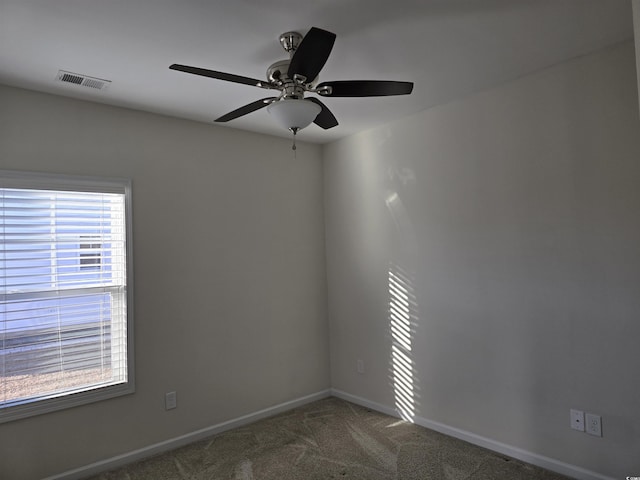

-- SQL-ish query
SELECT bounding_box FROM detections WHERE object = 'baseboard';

[330,389,615,480]
[43,387,616,480]
[44,389,332,480]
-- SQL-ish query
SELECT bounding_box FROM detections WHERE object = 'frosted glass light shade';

[267,99,321,131]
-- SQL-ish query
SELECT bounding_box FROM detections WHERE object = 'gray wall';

[634,0,640,111]
[0,86,329,480]
[324,41,640,479]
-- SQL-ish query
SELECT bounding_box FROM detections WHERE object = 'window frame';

[0,169,135,423]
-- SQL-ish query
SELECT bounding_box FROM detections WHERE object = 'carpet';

[87,397,571,479]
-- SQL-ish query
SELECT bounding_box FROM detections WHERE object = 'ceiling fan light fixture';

[267,98,321,132]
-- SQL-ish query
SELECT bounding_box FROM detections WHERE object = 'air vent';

[56,70,111,91]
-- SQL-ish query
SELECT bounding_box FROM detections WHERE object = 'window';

[0,170,134,423]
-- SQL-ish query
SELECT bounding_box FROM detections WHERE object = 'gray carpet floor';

[87,397,572,479]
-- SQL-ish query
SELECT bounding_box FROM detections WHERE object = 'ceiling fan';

[169,27,414,135]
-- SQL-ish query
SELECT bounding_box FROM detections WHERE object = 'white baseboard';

[330,389,615,480]
[45,389,332,480]
[45,388,615,480]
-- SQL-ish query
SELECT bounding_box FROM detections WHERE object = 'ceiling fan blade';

[317,80,414,97]
[215,97,277,122]
[307,97,338,129]
[287,27,336,82]
[170,64,265,88]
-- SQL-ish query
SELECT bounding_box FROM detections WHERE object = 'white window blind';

[1,172,133,422]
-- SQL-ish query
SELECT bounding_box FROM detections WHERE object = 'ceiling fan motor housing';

[267,59,317,99]
[266,60,290,84]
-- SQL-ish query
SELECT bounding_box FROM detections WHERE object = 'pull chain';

[290,127,298,159]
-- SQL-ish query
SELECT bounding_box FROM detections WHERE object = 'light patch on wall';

[388,264,418,422]
[385,178,420,423]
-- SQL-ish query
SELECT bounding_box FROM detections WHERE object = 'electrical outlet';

[165,391,177,410]
[356,359,365,374]
[585,413,602,437]
[570,409,584,431]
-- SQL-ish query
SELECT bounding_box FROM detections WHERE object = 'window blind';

[1,186,128,411]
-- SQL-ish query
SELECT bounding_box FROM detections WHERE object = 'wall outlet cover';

[585,413,602,437]
[570,409,585,431]
[165,391,177,410]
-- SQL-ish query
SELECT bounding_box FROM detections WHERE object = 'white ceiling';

[0,0,634,144]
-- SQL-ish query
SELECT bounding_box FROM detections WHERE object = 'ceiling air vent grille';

[56,70,111,90]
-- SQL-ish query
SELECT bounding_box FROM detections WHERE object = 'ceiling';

[0,0,634,144]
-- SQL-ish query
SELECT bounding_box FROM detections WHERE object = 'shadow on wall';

[385,167,421,423]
